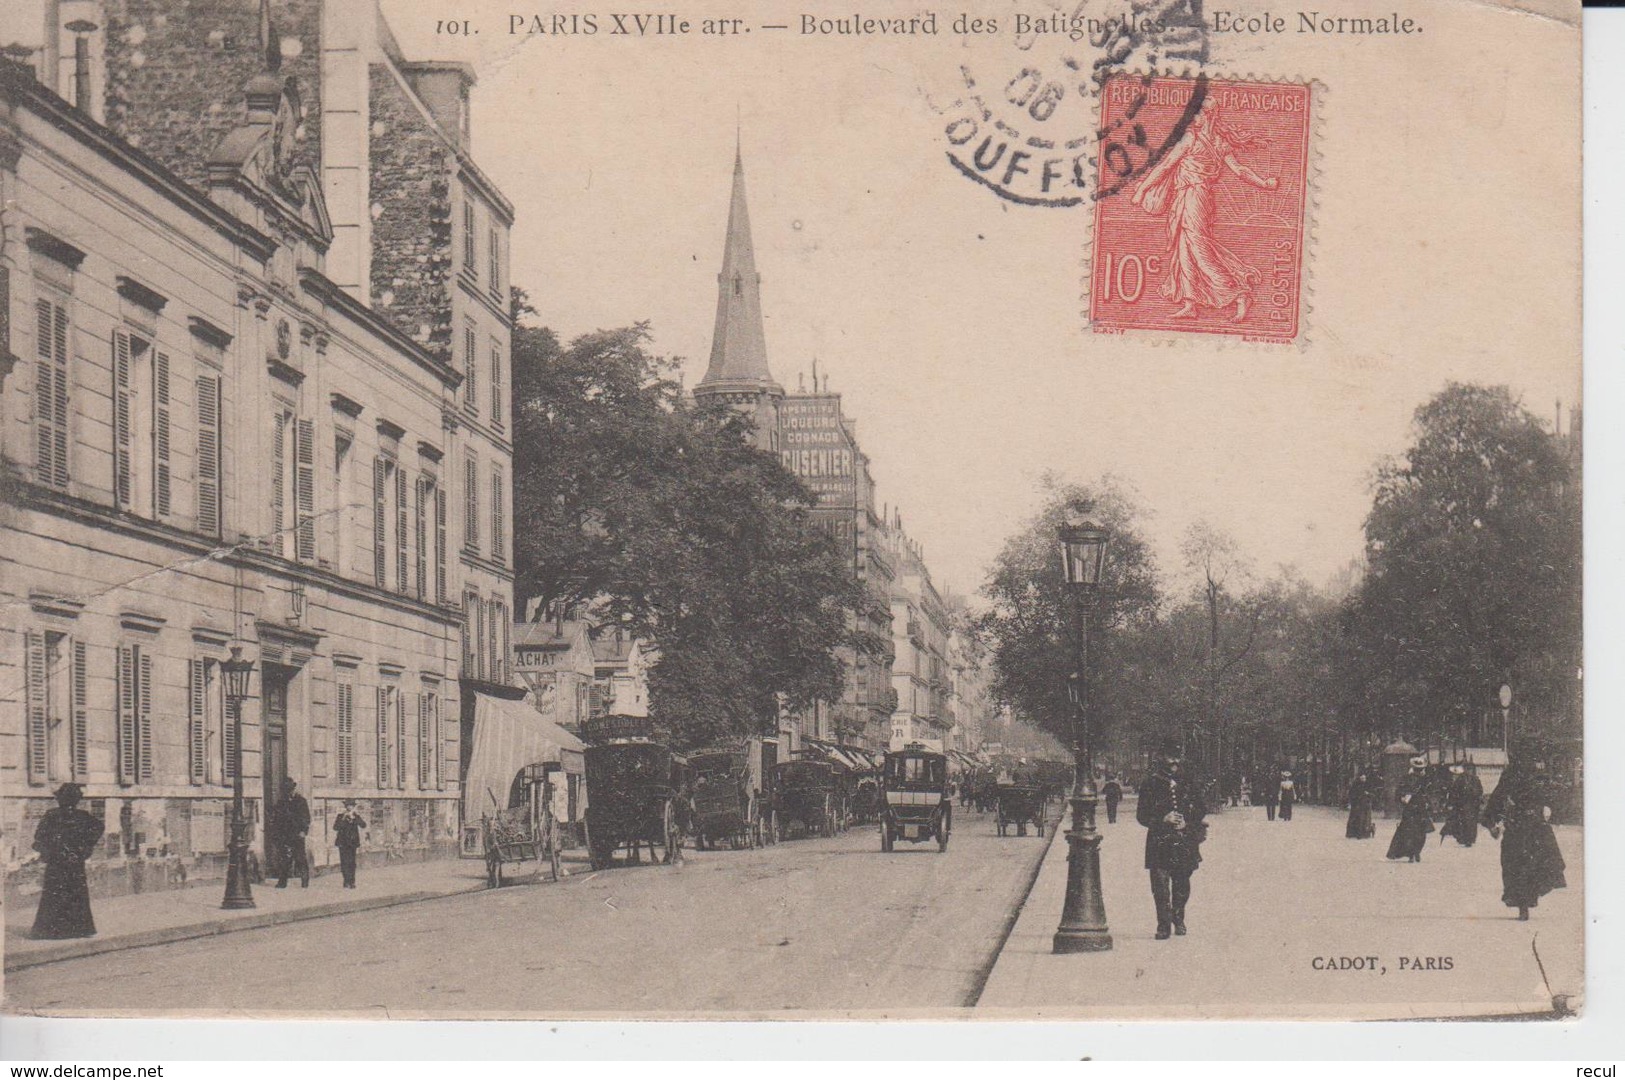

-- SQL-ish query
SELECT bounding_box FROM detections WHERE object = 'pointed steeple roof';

[696,146,781,397]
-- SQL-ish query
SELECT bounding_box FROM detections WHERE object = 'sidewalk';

[4,854,577,972]
[976,801,1584,1019]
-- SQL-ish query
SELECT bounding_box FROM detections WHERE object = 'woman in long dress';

[31,783,105,939]
[1386,757,1435,862]
[1482,756,1567,920]
[1131,96,1279,321]
[1345,766,1377,839]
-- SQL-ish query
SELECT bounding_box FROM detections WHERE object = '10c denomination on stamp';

[1091,74,1314,343]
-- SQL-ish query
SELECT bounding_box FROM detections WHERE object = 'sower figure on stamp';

[273,777,312,888]
[1131,96,1278,322]
[1386,756,1434,862]
[31,783,105,939]
[1137,740,1207,940]
[1439,764,1484,847]
[1102,775,1123,824]
[1481,749,1567,921]
[1345,765,1378,839]
[334,798,368,889]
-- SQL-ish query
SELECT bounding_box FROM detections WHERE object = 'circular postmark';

[936,0,1213,207]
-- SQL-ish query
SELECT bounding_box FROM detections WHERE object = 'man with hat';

[272,777,312,888]
[31,783,105,939]
[1439,763,1484,847]
[1386,755,1435,862]
[333,798,368,889]
[1136,739,1208,939]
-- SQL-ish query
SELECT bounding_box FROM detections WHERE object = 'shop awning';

[462,692,586,821]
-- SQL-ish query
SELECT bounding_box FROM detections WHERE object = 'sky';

[383,0,1580,603]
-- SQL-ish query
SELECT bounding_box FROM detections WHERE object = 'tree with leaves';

[1340,383,1581,749]
[510,310,873,748]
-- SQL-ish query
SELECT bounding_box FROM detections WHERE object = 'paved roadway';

[6,806,1055,1018]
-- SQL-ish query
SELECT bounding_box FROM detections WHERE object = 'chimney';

[64,18,96,112]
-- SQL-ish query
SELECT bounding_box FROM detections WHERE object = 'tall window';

[463,319,478,416]
[489,337,504,431]
[196,368,223,537]
[187,658,221,785]
[415,476,431,600]
[463,452,480,554]
[270,406,314,560]
[112,329,173,518]
[435,483,449,604]
[116,643,153,785]
[336,671,356,786]
[463,198,477,276]
[373,455,407,590]
[395,463,409,594]
[491,463,505,566]
[376,684,395,789]
[33,298,71,489]
[23,631,87,786]
[462,589,480,674]
[417,688,439,789]
[331,432,352,570]
[487,226,501,300]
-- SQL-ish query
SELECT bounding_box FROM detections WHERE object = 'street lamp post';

[221,646,256,910]
[1053,516,1112,953]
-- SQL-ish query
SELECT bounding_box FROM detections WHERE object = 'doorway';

[260,663,292,865]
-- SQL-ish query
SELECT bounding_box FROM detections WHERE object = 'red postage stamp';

[1090,75,1314,344]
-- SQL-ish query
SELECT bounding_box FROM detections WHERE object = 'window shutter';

[270,412,286,548]
[137,650,154,782]
[376,687,391,789]
[373,458,388,586]
[397,691,408,790]
[153,351,172,517]
[25,631,48,786]
[295,418,316,562]
[71,640,88,781]
[418,693,431,788]
[113,331,133,508]
[463,201,476,268]
[463,324,477,412]
[486,600,499,683]
[188,659,207,784]
[415,477,429,600]
[499,602,511,683]
[34,300,70,488]
[490,342,503,428]
[117,644,137,785]
[223,696,239,780]
[336,678,354,786]
[434,695,447,791]
[435,486,448,604]
[488,227,500,292]
[395,465,409,594]
[441,694,457,788]
[196,372,222,536]
[464,455,479,553]
[491,466,505,565]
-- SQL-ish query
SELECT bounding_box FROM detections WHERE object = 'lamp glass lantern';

[221,646,255,702]
[1059,519,1109,587]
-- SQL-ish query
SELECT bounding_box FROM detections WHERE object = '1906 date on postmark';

[1091,74,1314,344]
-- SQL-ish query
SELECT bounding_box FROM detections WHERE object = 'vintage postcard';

[0,0,1581,1023]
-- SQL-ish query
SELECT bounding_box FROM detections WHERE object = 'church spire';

[696,145,781,398]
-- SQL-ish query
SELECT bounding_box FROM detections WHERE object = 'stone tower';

[693,146,783,451]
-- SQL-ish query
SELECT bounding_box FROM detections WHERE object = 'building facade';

[1,0,513,900]
[880,513,954,750]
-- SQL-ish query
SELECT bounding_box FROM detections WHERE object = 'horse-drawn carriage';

[582,739,688,870]
[995,783,1047,837]
[773,759,841,840]
[481,762,566,887]
[880,744,952,853]
[688,737,777,849]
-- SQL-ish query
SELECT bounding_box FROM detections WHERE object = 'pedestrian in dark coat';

[334,799,368,888]
[1277,771,1296,821]
[1102,776,1123,824]
[1345,767,1377,839]
[1260,771,1280,821]
[1482,757,1567,920]
[1386,757,1434,862]
[1439,764,1484,847]
[1137,743,1208,939]
[273,777,312,888]
[31,783,105,939]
